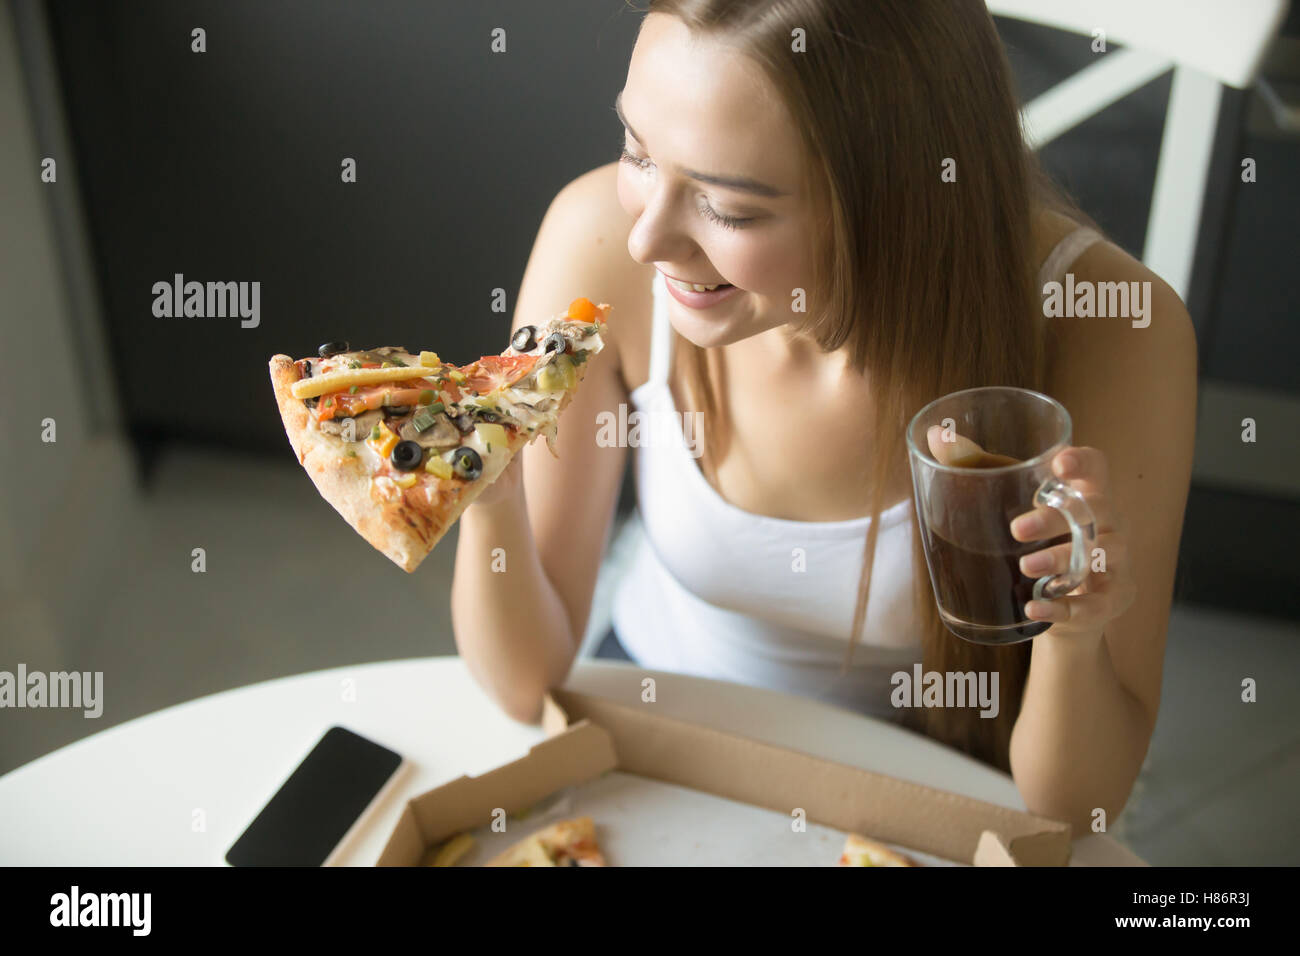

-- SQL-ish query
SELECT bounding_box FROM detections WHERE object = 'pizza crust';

[269,353,586,573]
[268,304,606,573]
[270,355,453,572]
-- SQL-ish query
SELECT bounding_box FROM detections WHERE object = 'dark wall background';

[46,0,642,457]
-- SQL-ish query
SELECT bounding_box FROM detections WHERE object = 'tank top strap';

[1036,225,1103,291]
[646,271,675,388]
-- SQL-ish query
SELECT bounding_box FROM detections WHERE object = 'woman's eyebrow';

[614,91,788,198]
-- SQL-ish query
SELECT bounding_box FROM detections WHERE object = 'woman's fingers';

[1051,445,1109,495]
[471,450,525,508]
[1009,493,1112,541]
[1018,531,1126,581]
[1024,564,1137,630]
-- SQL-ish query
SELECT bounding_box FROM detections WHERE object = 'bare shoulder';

[525,161,655,394]
[546,161,635,251]
[1032,206,1196,382]
[1056,235,1198,373]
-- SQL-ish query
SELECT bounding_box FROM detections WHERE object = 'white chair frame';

[989,0,1291,300]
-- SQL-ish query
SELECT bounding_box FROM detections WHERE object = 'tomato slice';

[567,297,597,321]
[460,354,538,395]
[314,379,435,420]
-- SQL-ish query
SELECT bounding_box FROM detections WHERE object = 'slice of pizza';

[421,832,476,867]
[838,833,919,867]
[269,297,610,572]
[485,817,607,867]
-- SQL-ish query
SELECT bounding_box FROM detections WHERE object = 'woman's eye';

[698,201,751,230]
[618,145,652,171]
[618,140,753,230]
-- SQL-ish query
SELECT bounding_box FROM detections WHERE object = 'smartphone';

[226,726,406,866]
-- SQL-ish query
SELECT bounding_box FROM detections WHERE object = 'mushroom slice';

[319,409,381,442]
[400,411,461,449]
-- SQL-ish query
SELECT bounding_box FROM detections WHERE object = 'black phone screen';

[225,726,403,866]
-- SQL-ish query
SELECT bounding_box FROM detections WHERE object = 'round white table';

[0,656,1145,866]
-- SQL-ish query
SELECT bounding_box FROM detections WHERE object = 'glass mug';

[905,386,1097,645]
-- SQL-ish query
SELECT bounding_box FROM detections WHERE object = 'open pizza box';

[375,688,1072,866]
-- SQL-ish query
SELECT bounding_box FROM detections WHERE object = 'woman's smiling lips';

[660,270,742,309]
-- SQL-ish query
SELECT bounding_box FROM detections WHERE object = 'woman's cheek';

[616,170,641,217]
[724,239,804,298]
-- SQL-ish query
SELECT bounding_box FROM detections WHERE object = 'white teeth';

[667,276,725,293]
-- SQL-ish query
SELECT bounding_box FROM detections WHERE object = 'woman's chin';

[667,299,756,348]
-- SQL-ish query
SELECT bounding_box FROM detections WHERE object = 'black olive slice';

[318,341,350,357]
[542,331,568,355]
[384,405,412,416]
[390,440,423,471]
[511,325,538,352]
[451,446,482,480]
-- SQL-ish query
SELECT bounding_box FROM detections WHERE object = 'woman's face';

[616,13,818,349]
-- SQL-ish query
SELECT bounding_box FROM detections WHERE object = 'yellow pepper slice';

[425,455,453,479]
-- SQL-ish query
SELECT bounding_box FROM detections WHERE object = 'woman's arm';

[451,167,635,723]
[1009,250,1199,836]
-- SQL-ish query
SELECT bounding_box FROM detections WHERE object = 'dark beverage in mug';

[907,387,1096,645]
[918,453,1069,643]
[924,525,1069,644]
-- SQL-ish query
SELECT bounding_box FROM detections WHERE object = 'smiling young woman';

[453,0,1196,835]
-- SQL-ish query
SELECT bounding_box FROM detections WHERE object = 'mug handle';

[1030,477,1097,601]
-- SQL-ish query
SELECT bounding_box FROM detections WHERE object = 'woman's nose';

[626,182,693,266]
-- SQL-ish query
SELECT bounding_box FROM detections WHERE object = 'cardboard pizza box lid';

[376,688,1071,866]
[543,689,1071,867]
[376,717,617,866]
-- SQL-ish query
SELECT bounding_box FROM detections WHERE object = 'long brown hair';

[638,0,1096,771]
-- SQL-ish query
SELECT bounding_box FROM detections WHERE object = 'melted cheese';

[372,475,401,502]
[457,388,554,432]
[503,387,561,407]
[299,318,607,495]
[460,422,514,479]
[307,349,426,376]
[305,414,387,475]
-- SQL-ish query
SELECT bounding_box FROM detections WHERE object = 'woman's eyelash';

[618,145,751,230]
[697,201,747,231]
[618,144,651,171]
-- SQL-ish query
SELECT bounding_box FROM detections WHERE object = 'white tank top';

[610,227,1103,721]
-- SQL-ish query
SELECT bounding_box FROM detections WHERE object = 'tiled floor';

[2,446,1297,865]
[1111,604,1300,865]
